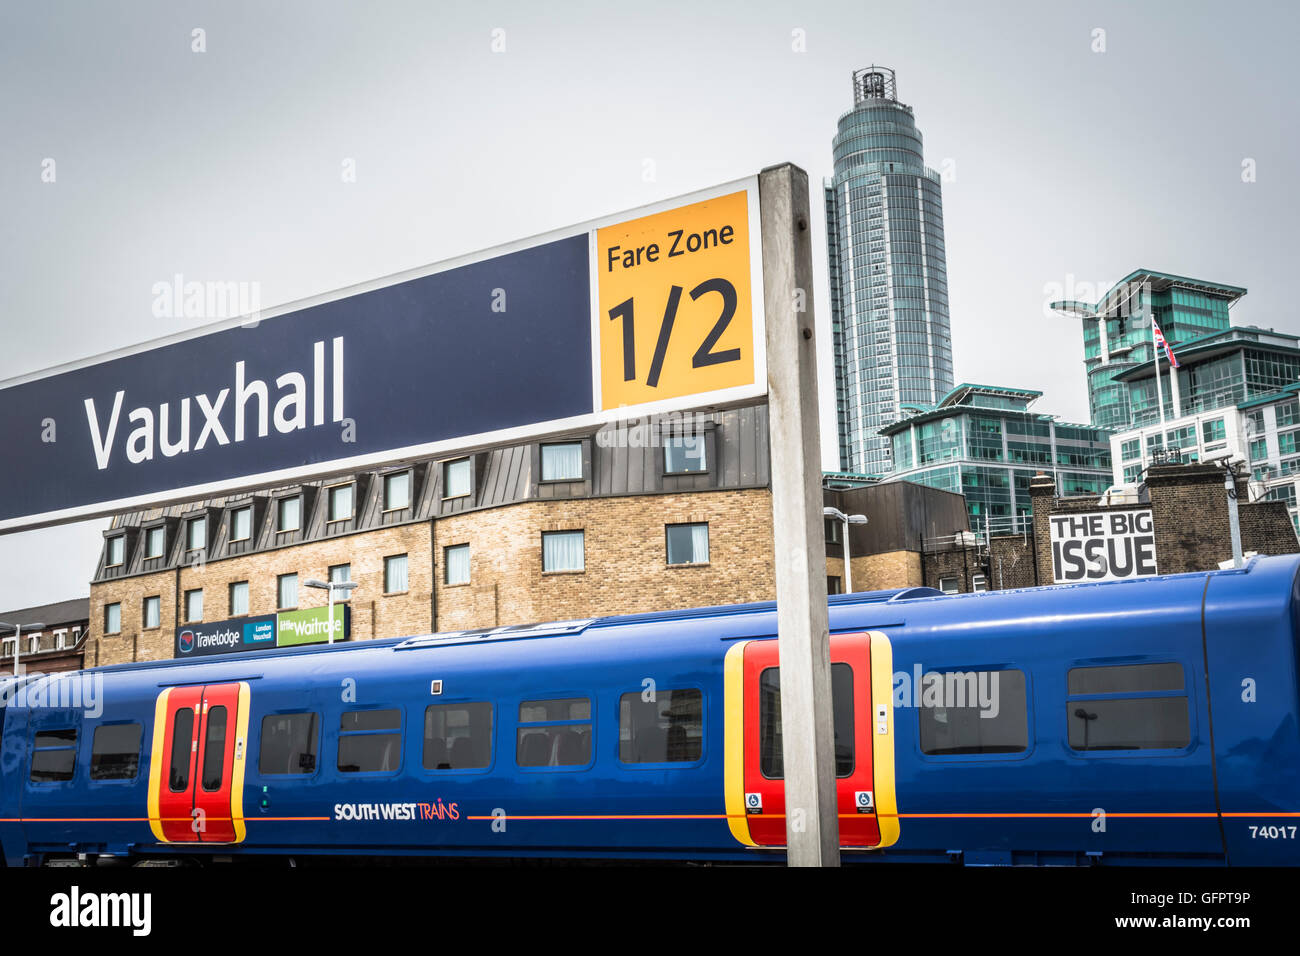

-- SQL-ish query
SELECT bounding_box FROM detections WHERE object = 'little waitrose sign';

[175,606,350,658]
[1049,509,1159,583]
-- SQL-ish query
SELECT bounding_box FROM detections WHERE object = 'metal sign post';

[759,164,840,866]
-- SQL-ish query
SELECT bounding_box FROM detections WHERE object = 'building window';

[277,573,298,609]
[259,713,319,775]
[542,530,585,572]
[424,702,493,770]
[824,517,842,544]
[516,698,592,768]
[919,669,1028,755]
[144,526,165,559]
[666,523,710,565]
[443,459,471,499]
[827,575,843,595]
[445,544,470,585]
[384,554,409,594]
[664,434,707,474]
[183,589,203,622]
[540,442,583,482]
[277,496,300,532]
[186,516,206,551]
[229,581,249,616]
[229,506,252,542]
[1067,662,1190,751]
[383,472,411,511]
[1250,438,1269,462]
[619,689,703,763]
[938,576,959,595]
[327,484,353,522]
[143,595,160,629]
[0,637,15,658]
[329,564,352,599]
[1120,438,1141,461]
[971,574,989,592]
[28,635,39,654]
[1202,418,1226,443]
[104,602,121,635]
[90,723,143,781]
[106,535,125,567]
[337,709,403,773]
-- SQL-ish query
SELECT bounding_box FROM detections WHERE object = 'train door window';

[201,706,228,791]
[1067,662,1190,751]
[338,709,402,773]
[619,689,703,763]
[516,698,592,768]
[259,712,319,774]
[759,664,855,778]
[30,728,78,783]
[423,702,493,770]
[90,723,143,781]
[919,669,1028,755]
[168,708,194,791]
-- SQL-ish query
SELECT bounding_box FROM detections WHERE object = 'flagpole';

[1152,318,1167,434]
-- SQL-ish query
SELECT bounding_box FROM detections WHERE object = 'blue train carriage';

[1,553,1298,866]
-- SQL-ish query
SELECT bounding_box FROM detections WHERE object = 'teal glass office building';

[826,66,954,475]
[1050,270,1246,430]
[880,384,1113,534]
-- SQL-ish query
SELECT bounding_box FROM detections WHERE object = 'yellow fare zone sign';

[596,189,756,410]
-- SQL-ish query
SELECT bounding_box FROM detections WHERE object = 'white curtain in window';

[691,523,710,563]
[543,531,584,571]
[386,555,409,593]
[446,545,470,584]
[279,575,298,608]
[231,583,249,615]
[542,444,583,481]
[445,460,471,497]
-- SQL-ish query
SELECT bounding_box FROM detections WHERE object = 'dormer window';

[106,535,125,567]
[230,506,252,542]
[186,516,206,551]
[277,496,301,532]
[144,526,165,559]
[443,459,471,499]
[541,443,583,482]
[383,472,411,511]
[327,484,353,522]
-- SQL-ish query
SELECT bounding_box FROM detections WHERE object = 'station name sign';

[1,179,766,532]
[175,605,351,658]
[1049,509,1158,583]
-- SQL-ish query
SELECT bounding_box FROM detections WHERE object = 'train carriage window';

[90,723,143,781]
[424,702,493,770]
[168,708,194,791]
[1067,663,1190,751]
[919,669,1028,755]
[760,664,855,778]
[338,709,402,773]
[516,698,591,768]
[259,712,319,775]
[201,706,228,791]
[30,727,78,783]
[619,689,703,763]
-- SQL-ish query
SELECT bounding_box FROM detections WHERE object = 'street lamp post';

[304,579,358,644]
[823,507,868,594]
[0,621,46,677]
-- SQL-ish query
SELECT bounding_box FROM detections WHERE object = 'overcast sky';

[2,0,1297,610]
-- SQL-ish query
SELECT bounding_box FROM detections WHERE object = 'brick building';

[86,402,971,667]
[0,598,90,674]
[926,461,1299,592]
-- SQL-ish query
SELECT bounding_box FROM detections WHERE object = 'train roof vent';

[394,618,597,650]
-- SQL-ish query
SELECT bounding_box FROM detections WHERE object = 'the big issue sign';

[0,164,842,865]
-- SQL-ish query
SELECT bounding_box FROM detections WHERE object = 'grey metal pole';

[328,587,336,644]
[759,163,840,866]
[842,517,852,594]
[1226,466,1244,568]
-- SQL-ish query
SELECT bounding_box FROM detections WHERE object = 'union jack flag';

[1153,318,1180,368]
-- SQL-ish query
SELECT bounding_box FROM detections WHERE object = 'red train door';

[725,632,898,850]
[149,683,250,845]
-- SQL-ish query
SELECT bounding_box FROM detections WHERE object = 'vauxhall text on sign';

[0,179,765,532]
[1049,509,1159,583]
